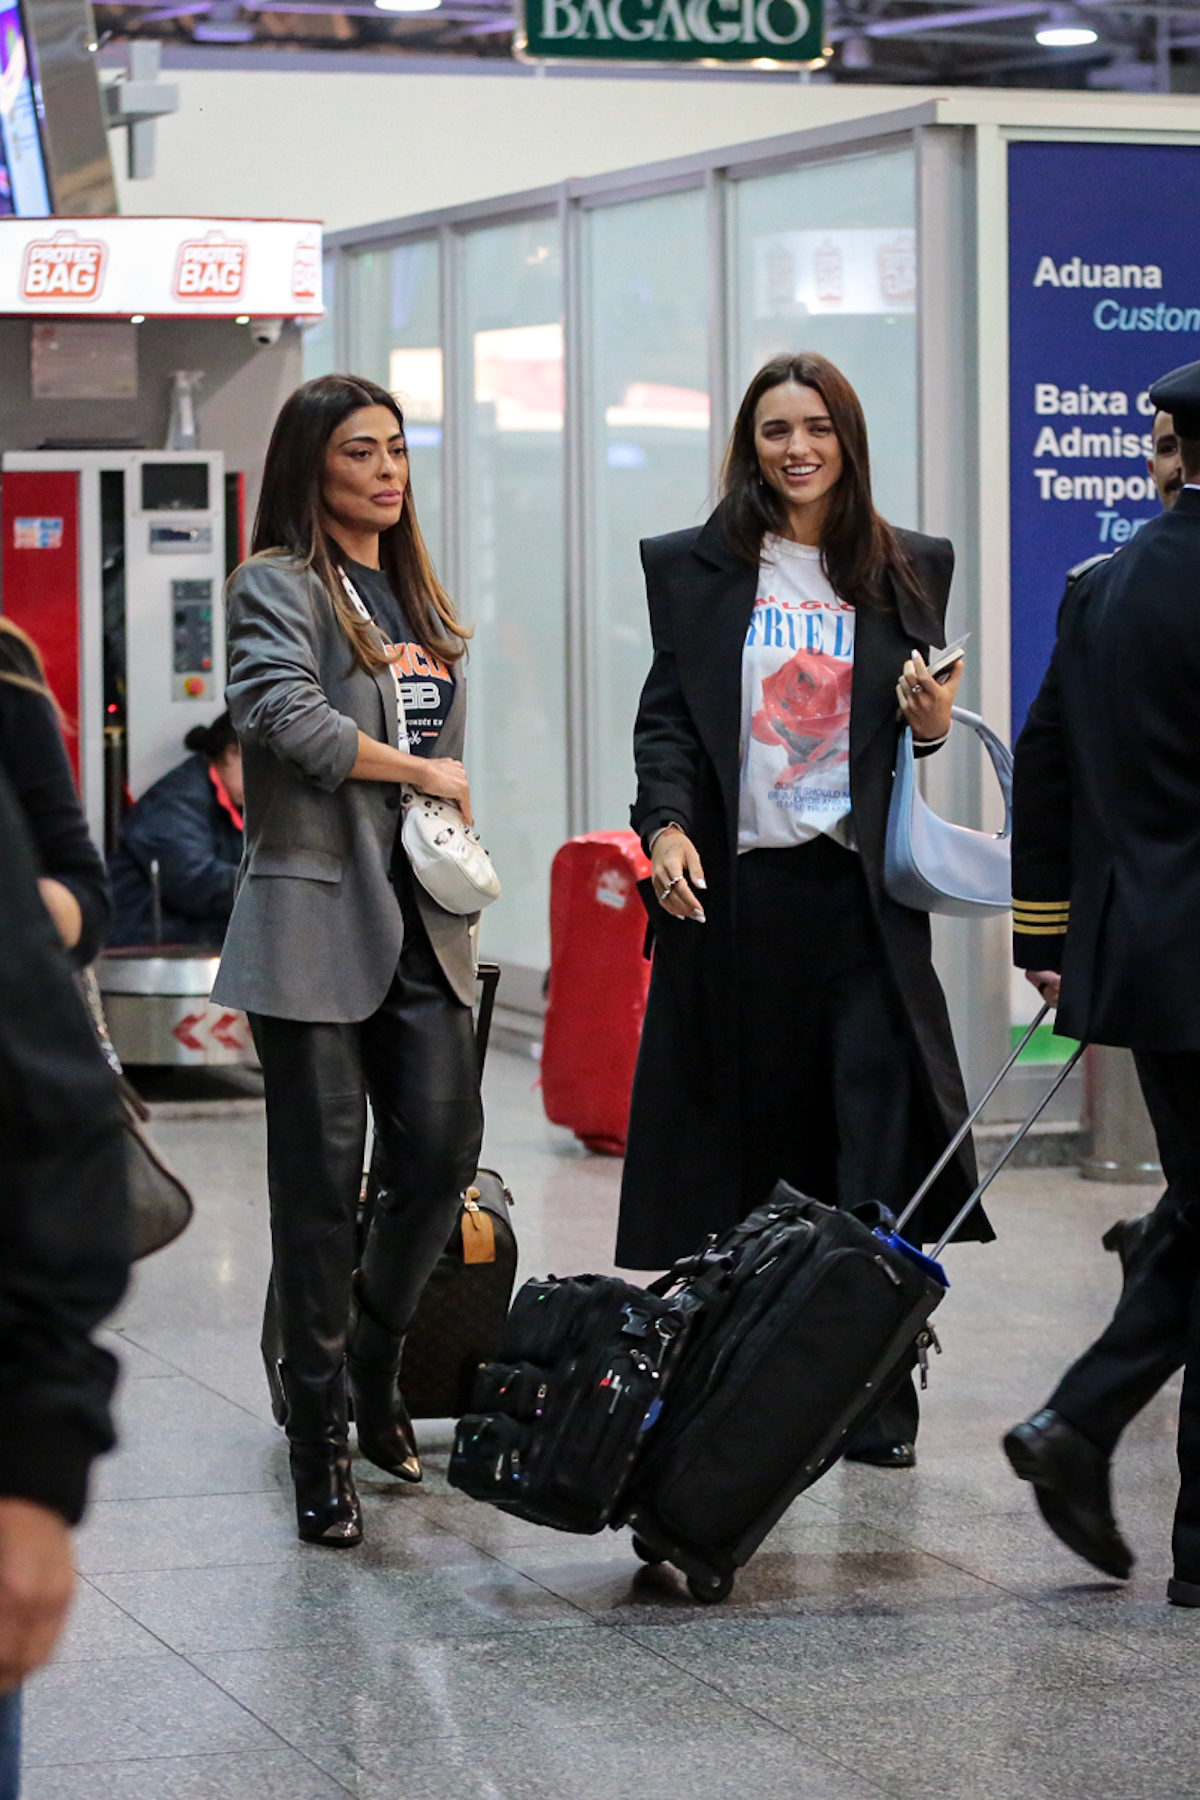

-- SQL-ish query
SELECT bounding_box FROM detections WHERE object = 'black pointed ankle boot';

[347,1282,422,1483]
[280,1365,363,1547]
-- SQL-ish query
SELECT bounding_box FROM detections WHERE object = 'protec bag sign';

[1007,142,1200,737]
[173,232,247,301]
[520,0,824,63]
[0,218,322,316]
[22,232,107,300]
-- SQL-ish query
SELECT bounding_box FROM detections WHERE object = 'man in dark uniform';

[1003,358,1200,1608]
[1097,406,1183,1275]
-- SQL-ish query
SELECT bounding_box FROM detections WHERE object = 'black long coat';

[614,508,984,1270]
[1012,487,1200,1051]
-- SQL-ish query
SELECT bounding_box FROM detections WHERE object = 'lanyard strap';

[339,568,408,751]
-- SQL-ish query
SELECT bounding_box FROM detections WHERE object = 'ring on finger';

[657,874,683,899]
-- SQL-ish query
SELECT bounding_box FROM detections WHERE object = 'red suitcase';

[541,831,652,1156]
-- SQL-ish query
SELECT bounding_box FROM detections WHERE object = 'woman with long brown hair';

[0,618,109,959]
[616,352,987,1466]
[213,375,482,1546]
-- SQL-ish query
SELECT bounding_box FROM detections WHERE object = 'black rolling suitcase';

[620,1005,1083,1601]
[447,1188,940,1576]
[619,1189,945,1601]
[448,1003,1081,1603]
[263,962,518,1424]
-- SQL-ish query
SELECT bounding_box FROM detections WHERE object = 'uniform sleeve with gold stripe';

[1011,637,1072,973]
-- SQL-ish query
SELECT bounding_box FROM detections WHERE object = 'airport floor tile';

[20,1048,1200,1799]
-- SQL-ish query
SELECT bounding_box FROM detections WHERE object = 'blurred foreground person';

[0,771,130,1798]
[108,712,244,948]
[0,620,109,962]
[1005,358,1200,1607]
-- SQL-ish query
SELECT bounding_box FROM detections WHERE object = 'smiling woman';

[211,374,483,1551]
[616,350,988,1468]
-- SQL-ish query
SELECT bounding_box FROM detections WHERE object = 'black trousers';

[249,893,483,1392]
[737,836,919,1446]
[1050,1049,1200,1580]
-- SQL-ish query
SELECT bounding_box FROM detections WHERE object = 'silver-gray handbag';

[883,705,1012,918]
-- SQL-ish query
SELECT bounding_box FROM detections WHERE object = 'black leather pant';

[1051,1049,1200,1580]
[249,906,483,1391]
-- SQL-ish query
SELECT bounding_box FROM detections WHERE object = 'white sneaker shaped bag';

[339,568,500,916]
[401,788,501,915]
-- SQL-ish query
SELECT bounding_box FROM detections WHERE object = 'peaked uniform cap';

[1148,359,1200,438]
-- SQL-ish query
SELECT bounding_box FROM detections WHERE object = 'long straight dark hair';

[251,374,470,671]
[720,352,928,619]
[0,617,64,723]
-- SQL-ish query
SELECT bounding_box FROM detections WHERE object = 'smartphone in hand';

[925,633,970,684]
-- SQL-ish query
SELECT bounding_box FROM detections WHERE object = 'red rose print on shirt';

[752,649,852,787]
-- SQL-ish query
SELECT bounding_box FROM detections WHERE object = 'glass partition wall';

[316,127,922,997]
[583,187,711,834]
[461,219,565,974]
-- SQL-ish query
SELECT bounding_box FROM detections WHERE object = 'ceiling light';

[194,1,255,41]
[235,315,250,324]
[375,0,442,11]
[130,314,145,324]
[1036,6,1097,46]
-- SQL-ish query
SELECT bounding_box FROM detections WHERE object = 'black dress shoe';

[1101,1213,1154,1279]
[347,1283,422,1483]
[281,1365,363,1548]
[1003,1408,1133,1580]
[844,1441,917,1469]
[1167,1576,1200,1607]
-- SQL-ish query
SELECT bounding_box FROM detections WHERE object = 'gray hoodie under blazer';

[212,554,475,1023]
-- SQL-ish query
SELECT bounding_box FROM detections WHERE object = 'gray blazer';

[212,554,476,1022]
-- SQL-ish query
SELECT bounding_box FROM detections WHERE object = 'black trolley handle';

[894,1003,1050,1237]
[929,1041,1086,1261]
[475,961,501,1074]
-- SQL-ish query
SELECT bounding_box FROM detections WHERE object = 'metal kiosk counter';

[98,947,257,1067]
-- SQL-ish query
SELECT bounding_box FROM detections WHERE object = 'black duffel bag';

[448,1272,701,1533]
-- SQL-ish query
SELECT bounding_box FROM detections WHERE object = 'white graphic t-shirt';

[737,535,856,854]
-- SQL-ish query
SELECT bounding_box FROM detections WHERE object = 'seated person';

[109,713,243,948]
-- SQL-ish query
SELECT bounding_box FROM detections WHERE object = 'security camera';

[249,317,284,347]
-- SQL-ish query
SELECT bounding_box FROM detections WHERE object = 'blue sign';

[1008,141,1200,737]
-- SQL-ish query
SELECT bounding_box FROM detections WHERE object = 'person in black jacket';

[0,767,129,1798]
[1004,358,1200,1609]
[0,621,110,963]
[616,351,981,1468]
[108,712,243,948]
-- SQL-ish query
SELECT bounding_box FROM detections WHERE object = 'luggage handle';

[475,961,501,1074]
[928,1041,1085,1261]
[895,1003,1050,1235]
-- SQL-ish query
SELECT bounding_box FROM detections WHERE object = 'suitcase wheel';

[631,1536,665,1566]
[686,1571,734,1605]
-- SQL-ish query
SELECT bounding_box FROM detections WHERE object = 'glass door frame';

[324,107,1004,1072]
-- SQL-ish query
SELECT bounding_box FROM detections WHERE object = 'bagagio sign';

[520,0,825,63]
